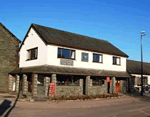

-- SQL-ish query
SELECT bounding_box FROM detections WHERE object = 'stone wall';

[121,80,127,93]
[54,78,83,97]
[55,86,82,97]
[89,81,107,95]
[0,24,20,92]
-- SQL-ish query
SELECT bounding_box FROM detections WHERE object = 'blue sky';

[0,0,150,62]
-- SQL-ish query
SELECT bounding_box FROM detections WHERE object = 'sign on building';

[60,59,74,66]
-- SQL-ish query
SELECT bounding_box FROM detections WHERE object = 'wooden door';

[115,80,121,93]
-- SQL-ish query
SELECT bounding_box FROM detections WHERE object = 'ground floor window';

[57,75,79,86]
[135,77,148,86]
[37,75,45,86]
[91,77,105,86]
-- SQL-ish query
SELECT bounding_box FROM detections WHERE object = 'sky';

[0,0,150,62]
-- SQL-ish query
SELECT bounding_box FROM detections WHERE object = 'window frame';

[92,77,105,86]
[81,52,89,62]
[57,47,76,60]
[93,53,103,63]
[112,56,121,65]
[56,76,79,86]
[26,47,38,61]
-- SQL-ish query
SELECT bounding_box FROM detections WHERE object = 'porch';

[8,65,130,98]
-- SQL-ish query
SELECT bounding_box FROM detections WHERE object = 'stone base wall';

[55,86,82,97]
[121,80,127,93]
[89,86,107,95]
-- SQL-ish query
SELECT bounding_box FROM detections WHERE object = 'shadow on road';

[125,92,150,102]
[3,69,23,117]
[3,89,21,117]
[0,99,11,116]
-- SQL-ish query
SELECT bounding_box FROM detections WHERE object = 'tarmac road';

[1,97,150,117]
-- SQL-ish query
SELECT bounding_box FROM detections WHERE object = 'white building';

[9,24,130,97]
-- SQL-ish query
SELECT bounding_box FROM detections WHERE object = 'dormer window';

[27,47,38,60]
[58,48,75,60]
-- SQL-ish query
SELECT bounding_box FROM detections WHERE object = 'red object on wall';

[49,83,56,97]
[106,77,110,82]
[110,81,112,85]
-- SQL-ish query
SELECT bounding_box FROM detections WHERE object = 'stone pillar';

[86,76,91,95]
[15,75,20,92]
[104,80,107,94]
[51,74,56,83]
[22,74,28,95]
[8,75,13,92]
[79,79,83,95]
[79,79,83,86]
[45,77,50,96]
[32,74,38,97]
[112,77,116,93]
[90,79,92,86]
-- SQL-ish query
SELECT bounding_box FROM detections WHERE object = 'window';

[93,53,102,63]
[136,77,148,86]
[56,75,79,86]
[27,47,38,60]
[58,48,75,60]
[113,56,120,65]
[92,77,105,86]
[82,53,88,62]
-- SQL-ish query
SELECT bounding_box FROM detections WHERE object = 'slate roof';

[21,23,128,57]
[0,23,21,42]
[127,60,150,75]
[10,65,130,78]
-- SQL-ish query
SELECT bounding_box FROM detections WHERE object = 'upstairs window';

[93,53,103,63]
[113,56,120,65]
[82,53,88,62]
[58,48,75,60]
[27,47,38,60]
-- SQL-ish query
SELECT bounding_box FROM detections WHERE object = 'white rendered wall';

[19,28,47,67]
[47,45,127,71]
[148,76,150,85]
[131,74,150,85]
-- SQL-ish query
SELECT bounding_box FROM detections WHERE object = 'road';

[1,98,150,117]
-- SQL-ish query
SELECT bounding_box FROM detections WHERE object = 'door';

[115,80,121,93]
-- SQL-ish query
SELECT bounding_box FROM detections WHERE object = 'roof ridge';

[127,59,150,64]
[32,23,108,43]
[30,23,128,57]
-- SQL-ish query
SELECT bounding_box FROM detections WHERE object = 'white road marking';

[139,109,150,115]
[103,106,150,117]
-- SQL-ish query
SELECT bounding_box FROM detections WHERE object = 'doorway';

[115,80,121,93]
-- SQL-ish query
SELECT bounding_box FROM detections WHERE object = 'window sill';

[26,59,37,61]
[81,60,88,62]
[56,85,80,86]
[112,64,121,66]
[58,57,75,61]
[92,85,105,87]
[93,61,103,63]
